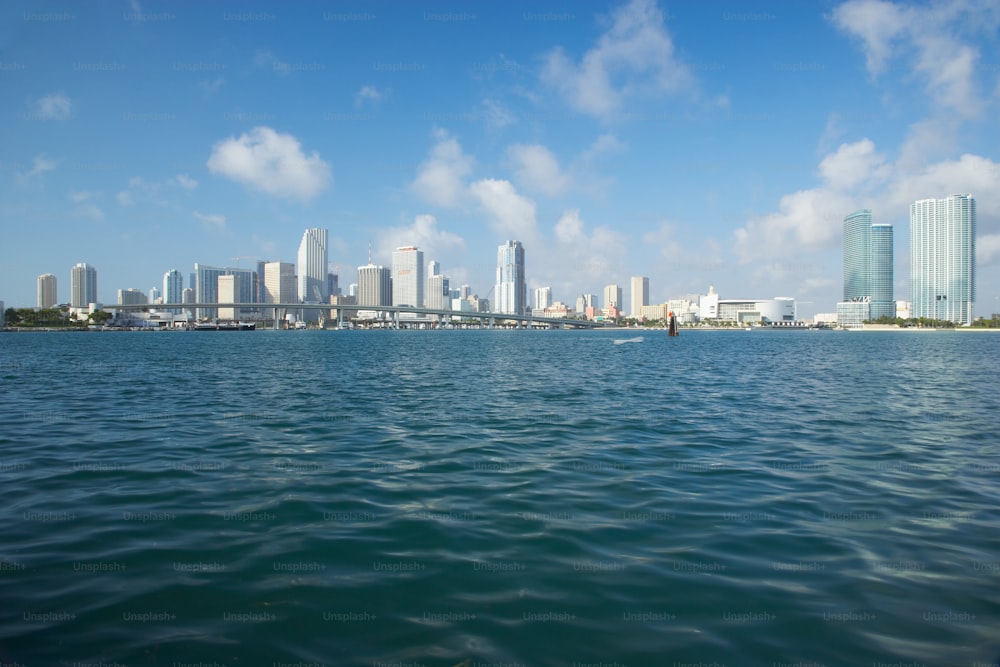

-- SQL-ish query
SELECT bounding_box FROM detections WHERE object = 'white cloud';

[540,0,693,119]
[831,0,999,117]
[817,138,891,190]
[543,209,628,296]
[481,98,516,132]
[207,126,332,200]
[116,173,197,206]
[468,178,539,242]
[355,85,389,107]
[16,154,56,186]
[193,210,227,231]
[507,143,572,197]
[31,93,72,121]
[410,129,474,208]
[376,214,467,263]
[253,50,289,74]
[70,190,104,221]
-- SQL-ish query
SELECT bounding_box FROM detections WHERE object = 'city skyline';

[2,1,999,316]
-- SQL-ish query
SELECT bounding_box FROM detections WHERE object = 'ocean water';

[1,328,998,667]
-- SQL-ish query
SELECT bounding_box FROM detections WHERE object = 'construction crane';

[230,256,259,269]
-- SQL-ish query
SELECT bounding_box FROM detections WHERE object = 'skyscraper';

[218,274,242,320]
[195,264,256,319]
[603,284,622,310]
[392,246,424,308]
[495,240,525,315]
[263,262,296,303]
[910,194,976,324]
[630,276,649,317]
[297,228,328,304]
[117,288,146,305]
[842,209,894,321]
[357,263,392,307]
[70,263,97,307]
[37,273,57,308]
[163,269,183,314]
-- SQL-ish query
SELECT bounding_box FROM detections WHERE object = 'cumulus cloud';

[410,129,475,208]
[31,93,72,121]
[830,0,999,117]
[376,213,467,263]
[70,190,104,221]
[207,126,332,200]
[542,209,628,297]
[507,143,572,197]
[468,178,539,243]
[540,0,694,119]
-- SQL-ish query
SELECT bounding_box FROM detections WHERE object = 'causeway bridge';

[110,302,599,330]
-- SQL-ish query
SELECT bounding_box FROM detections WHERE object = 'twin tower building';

[839,194,976,326]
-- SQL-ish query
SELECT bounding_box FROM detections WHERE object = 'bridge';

[109,302,600,329]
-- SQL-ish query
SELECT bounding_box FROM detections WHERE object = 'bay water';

[1,329,998,666]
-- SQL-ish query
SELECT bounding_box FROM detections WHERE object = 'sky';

[2,0,999,318]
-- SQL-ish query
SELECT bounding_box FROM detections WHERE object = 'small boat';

[613,336,644,345]
[192,321,256,331]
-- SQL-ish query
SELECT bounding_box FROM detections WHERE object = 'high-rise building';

[37,273,57,308]
[426,274,449,310]
[297,228,328,304]
[910,194,976,324]
[392,246,424,308]
[263,262,296,304]
[495,240,526,315]
[163,269,183,313]
[840,210,895,324]
[149,286,161,304]
[194,264,256,318]
[534,286,552,310]
[603,284,623,310]
[182,287,195,318]
[357,263,392,308]
[71,263,97,307]
[218,274,243,320]
[117,288,146,305]
[327,272,340,298]
[630,276,649,317]
[428,260,441,277]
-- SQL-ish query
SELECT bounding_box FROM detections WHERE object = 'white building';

[495,240,526,315]
[911,194,976,324]
[297,228,329,304]
[263,262,296,304]
[534,286,552,310]
[392,246,424,308]
[71,263,98,308]
[357,264,392,308]
[37,273,57,308]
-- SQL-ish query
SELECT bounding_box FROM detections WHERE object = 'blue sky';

[2,0,999,317]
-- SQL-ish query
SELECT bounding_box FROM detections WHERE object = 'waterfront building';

[357,263,392,308]
[630,276,649,317]
[910,194,976,324]
[194,264,256,319]
[837,298,870,329]
[327,272,340,298]
[329,294,357,323]
[700,285,719,320]
[603,284,623,310]
[218,274,242,320]
[716,297,795,324]
[182,287,195,319]
[149,287,161,304]
[297,227,328,305]
[392,246,424,308]
[71,263,98,308]
[163,269,183,314]
[534,286,552,311]
[426,274,449,311]
[37,273,57,308]
[841,209,894,322]
[117,288,146,305]
[263,262,296,304]
[495,240,526,315]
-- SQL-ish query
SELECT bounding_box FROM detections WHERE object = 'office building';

[37,273,57,308]
[495,240,526,315]
[149,286,161,304]
[910,194,976,324]
[392,246,424,308]
[195,264,256,318]
[426,274,449,310]
[218,274,242,320]
[357,263,392,308]
[263,262,296,304]
[71,263,98,307]
[297,227,328,304]
[630,276,649,317]
[163,269,183,313]
[327,272,340,298]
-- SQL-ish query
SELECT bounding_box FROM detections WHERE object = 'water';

[1,328,998,666]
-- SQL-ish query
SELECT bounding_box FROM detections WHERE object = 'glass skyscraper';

[297,228,328,304]
[841,209,894,321]
[163,269,183,314]
[495,240,526,315]
[910,194,976,325]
